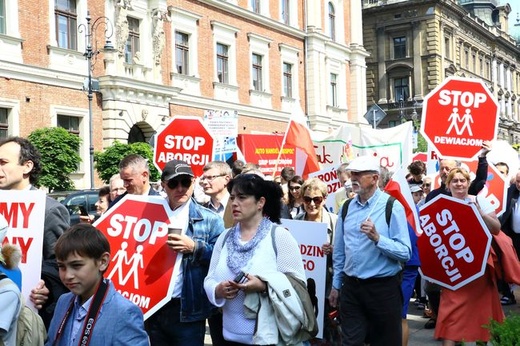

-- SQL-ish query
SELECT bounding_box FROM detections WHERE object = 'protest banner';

[237,133,296,176]
[281,219,328,339]
[313,122,414,171]
[203,109,238,162]
[0,190,46,309]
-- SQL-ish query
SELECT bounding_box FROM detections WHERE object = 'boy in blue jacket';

[45,224,149,346]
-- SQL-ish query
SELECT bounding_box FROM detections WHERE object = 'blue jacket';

[45,280,149,346]
[179,199,225,322]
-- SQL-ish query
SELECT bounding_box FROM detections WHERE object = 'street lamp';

[79,11,114,189]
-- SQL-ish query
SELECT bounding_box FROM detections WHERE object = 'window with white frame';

[279,43,300,101]
[212,21,239,87]
[58,114,80,135]
[125,17,140,64]
[217,43,229,84]
[330,73,338,107]
[247,33,271,93]
[251,0,260,14]
[281,0,290,24]
[172,8,201,79]
[328,2,336,41]
[283,62,293,98]
[55,0,77,50]
[0,0,5,34]
[175,31,189,75]
[252,54,263,91]
[0,108,8,139]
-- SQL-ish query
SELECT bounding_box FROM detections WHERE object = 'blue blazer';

[45,280,149,346]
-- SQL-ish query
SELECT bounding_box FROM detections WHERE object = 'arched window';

[328,2,336,41]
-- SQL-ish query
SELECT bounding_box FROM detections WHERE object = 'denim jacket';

[179,198,225,322]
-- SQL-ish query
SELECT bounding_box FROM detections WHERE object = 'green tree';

[28,127,81,192]
[415,130,427,153]
[94,141,160,183]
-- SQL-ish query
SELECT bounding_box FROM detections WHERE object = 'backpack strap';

[341,195,395,227]
[340,198,353,221]
[385,196,396,226]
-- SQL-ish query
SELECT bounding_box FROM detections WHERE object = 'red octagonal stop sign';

[420,77,498,161]
[418,194,492,290]
[154,115,214,176]
[93,195,178,320]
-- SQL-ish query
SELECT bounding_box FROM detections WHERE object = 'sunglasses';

[289,185,301,191]
[166,177,193,189]
[423,183,431,187]
[303,196,324,205]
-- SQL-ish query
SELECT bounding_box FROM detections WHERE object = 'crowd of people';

[1,134,520,346]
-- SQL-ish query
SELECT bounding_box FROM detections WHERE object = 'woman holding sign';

[204,174,307,344]
[434,167,502,346]
[294,177,339,344]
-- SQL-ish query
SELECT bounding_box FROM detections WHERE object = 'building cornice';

[197,0,306,39]
[0,60,83,89]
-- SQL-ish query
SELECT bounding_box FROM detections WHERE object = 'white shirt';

[168,199,191,298]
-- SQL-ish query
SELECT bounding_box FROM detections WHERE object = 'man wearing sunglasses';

[329,155,411,346]
[146,159,225,346]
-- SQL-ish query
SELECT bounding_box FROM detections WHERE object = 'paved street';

[204,289,520,345]
[406,289,520,346]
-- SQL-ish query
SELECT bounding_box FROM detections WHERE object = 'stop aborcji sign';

[94,195,180,320]
[154,116,214,176]
[418,194,492,290]
[420,77,498,161]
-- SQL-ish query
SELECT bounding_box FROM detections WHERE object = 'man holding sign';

[146,159,224,346]
[0,137,70,328]
[329,155,411,346]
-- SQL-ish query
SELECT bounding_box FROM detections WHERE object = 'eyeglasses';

[303,196,324,205]
[166,177,193,189]
[200,174,226,182]
[289,185,301,191]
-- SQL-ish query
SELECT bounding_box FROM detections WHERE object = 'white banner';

[1,190,46,309]
[313,122,414,171]
[281,219,328,339]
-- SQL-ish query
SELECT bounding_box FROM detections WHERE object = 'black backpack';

[340,196,395,226]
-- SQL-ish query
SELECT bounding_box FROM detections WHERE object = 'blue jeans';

[146,298,205,346]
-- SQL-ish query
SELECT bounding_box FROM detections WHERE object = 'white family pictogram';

[446,107,474,136]
[107,241,145,289]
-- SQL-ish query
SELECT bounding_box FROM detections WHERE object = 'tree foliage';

[28,127,81,192]
[94,141,160,183]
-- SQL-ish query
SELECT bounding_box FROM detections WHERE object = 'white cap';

[347,155,380,174]
[410,185,423,193]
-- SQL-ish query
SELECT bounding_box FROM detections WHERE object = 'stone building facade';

[362,0,520,144]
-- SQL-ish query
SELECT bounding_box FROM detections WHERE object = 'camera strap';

[53,278,109,346]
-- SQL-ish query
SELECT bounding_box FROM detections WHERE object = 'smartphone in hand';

[233,271,247,284]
